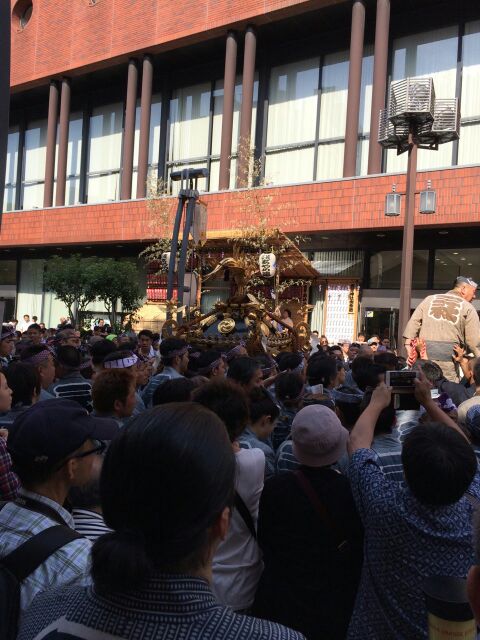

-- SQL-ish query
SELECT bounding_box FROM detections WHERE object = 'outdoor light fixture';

[420,180,436,214]
[385,184,401,217]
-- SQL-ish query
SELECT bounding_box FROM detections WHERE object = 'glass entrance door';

[363,308,399,348]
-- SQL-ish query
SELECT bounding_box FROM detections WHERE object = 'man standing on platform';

[403,276,480,382]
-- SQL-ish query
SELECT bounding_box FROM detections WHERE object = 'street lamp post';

[378,77,460,354]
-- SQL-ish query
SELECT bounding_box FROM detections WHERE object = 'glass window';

[0,260,17,286]
[52,114,83,206]
[433,249,478,289]
[22,119,47,210]
[87,103,123,203]
[459,21,480,165]
[357,49,374,176]
[4,127,19,212]
[312,250,364,278]
[264,58,319,185]
[317,50,349,180]
[169,82,212,165]
[132,96,161,196]
[386,27,458,173]
[370,250,429,289]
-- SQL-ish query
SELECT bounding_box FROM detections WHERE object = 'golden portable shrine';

[154,230,320,356]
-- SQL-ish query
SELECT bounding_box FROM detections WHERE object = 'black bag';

[0,523,83,640]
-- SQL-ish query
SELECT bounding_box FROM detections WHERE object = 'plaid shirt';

[0,436,20,501]
[0,488,92,613]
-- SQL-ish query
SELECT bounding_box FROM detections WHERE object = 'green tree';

[44,254,98,327]
[85,258,142,330]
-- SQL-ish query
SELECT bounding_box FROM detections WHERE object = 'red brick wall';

[1,165,479,248]
[10,0,342,90]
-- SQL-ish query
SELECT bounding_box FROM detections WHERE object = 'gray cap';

[455,276,477,288]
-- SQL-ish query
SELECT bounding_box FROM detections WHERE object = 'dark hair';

[248,386,280,424]
[195,350,224,377]
[27,323,42,333]
[56,345,82,370]
[193,379,249,442]
[360,389,395,435]
[159,338,188,366]
[402,423,477,506]
[227,356,261,387]
[152,378,196,406]
[138,329,154,340]
[328,345,342,354]
[351,358,386,391]
[91,403,235,592]
[89,339,117,366]
[2,363,41,407]
[412,359,443,386]
[92,369,135,415]
[275,351,302,373]
[473,360,480,387]
[306,355,337,387]
[335,400,362,429]
[275,372,304,406]
[374,351,399,371]
[282,308,292,318]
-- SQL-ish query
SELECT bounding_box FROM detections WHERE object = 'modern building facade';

[3,0,480,338]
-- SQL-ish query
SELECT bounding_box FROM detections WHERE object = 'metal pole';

[44,81,60,208]
[219,31,238,190]
[166,195,187,307]
[397,127,417,356]
[55,77,71,207]
[176,194,197,322]
[368,0,390,174]
[0,0,10,226]
[236,26,256,188]
[343,0,366,178]
[120,58,138,201]
[136,55,153,199]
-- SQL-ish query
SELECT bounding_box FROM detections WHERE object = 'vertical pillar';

[0,0,10,222]
[120,58,138,201]
[219,31,238,190]
[397,128,418,356]
[236,26,257,188]
[43,81,59,208]
[55,77,71,207]
[368,0,390,174]
[343,0,366,177]
[136,55,153,199]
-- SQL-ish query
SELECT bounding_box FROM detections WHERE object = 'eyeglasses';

[69,439,106,461]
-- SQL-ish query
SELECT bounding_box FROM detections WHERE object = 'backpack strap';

[294,470,349,552]
[1,525,84,582]
[234,492,257,540]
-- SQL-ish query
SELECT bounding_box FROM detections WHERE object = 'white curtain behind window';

[52,114,83,206]
[386,27,458,173]
[22,119,47,209]
[87,103,123,203]
[357,49,374,176]
[459,21,480,165]
[317,50,349,180]
[132,97,161,196]
[169,83,211,163]
[4,127,19,211]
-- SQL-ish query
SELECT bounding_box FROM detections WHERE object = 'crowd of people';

[1,287,480,639]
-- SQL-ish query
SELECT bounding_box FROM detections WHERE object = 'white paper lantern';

[259,253,277,278]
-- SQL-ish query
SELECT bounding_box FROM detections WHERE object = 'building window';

[356,48,374,176]
[21,119,47,210]
[53,114,83,206]
[386,26,458,174]
[311,250,364,278]
[13,0,33,31]
[265,57,319,185]
[458,21,480,166]
[370,250,429,289]
[132,96,162,196]
[433,249,477,290]
[4,127,19,212]
[20,3,33,28]
[87,103,123,203]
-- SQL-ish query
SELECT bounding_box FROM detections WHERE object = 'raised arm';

[348,383,392,455]
[403,299,426,344]
[414,375,469,442]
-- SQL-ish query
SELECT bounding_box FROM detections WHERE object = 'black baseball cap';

[8,399,119,468]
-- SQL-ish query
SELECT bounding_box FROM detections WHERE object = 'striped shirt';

[72,509,112,541]
[48,372,92,412]
[18,574,305,640]
[0,488,91,612]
